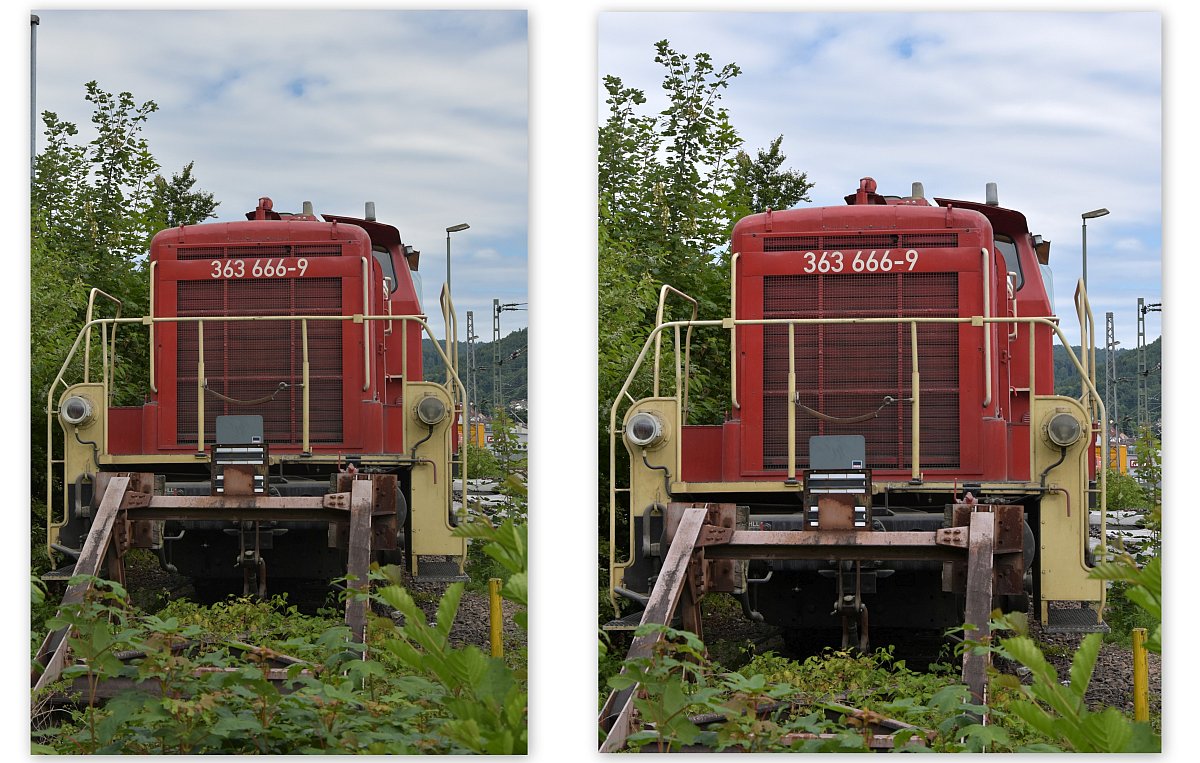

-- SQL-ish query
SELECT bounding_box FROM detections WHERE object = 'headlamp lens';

[61,395,94,426]
[1047,412,1083,447]
[416,396,447,425]
[626,412,664,447]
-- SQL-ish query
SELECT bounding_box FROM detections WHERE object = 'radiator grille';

[763,232,959,252]
[175,278,344,445]
[176,243,343,261]
[761,272,960,470]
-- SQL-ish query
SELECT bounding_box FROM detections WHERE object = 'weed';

[31,516,529,754]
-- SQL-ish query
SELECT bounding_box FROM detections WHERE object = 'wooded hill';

[1052,336,1161,434]
[423,328,528,416]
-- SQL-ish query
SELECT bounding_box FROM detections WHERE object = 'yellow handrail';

[607,311,1107,608]
[651,284,699,414]
[910,322,921,482]
[82,288,123,387]
[196,321,206,454]
[302,318,310,453]
[981,248,993,411]
[45,311,471,558]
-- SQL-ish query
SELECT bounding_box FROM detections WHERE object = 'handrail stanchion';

[787,322,797,484]
[981,248,993,410]
[911,321,921,482]
[302,318,311,454]
[196,320,206,455]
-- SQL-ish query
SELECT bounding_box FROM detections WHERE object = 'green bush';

[32,516,529,754]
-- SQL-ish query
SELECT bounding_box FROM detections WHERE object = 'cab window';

[994,235,1024,290]
[373,245,397,293]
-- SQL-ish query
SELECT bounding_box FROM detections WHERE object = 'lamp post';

[445,223,470,304]
[443,223,469,392]
[32,15,40,178]
[1081,208,1109,292]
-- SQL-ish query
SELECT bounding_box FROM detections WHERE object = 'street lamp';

[1081,208,1109,292]
[445,222,470,307]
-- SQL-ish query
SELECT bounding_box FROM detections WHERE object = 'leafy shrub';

[32,515,529,754]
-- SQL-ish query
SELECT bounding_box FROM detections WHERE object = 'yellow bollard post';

[1132,627,1149,722]
[489,578,503,658]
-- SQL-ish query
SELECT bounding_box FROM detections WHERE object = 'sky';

[29,9,528,339]
[599,11,1162,349]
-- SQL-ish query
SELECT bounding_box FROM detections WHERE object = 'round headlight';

[626,411,665,448]
[415,395,447,426]
[60,395,94,426]
[1046,412,1083,447]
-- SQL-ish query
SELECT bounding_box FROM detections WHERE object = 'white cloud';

[35,9,529,336]
[598,10,1160,347]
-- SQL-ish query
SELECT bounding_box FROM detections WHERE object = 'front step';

[41,563,78,583]
[412,559,468,583]
[1045,605,1110,634]
[602,610,646,632]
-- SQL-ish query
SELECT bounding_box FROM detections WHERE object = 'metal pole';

[444,223,469,342]
[1132,627,1149,722]
[1137,298,1148,429]
[1081,208,1109,296]
[1105,312,1118,441]
[488,577,504,657]
[1081,218,1088,293]
[493,298,501,414]
[31,14,40,178]
[466,310,477,421]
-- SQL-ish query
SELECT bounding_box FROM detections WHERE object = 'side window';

[994,236,1024,291]
[372,245,397,293]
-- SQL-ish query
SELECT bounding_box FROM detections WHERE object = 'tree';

[598,42,812,426]
[727,136,813,224]
[31,81,218,499]
[597,41,813,570]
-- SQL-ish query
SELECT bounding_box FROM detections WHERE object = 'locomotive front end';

[608,178,1106,649]
[47,196,469,603]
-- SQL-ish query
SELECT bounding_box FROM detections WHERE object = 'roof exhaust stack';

[911,181,925,200]
[985,182,999,207]
[365,201,376,222]
[301,201,315,217]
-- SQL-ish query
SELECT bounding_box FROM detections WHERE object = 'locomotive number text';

[209,258,310,279]
[801,249,919,274]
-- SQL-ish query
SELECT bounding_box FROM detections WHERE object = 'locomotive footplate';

[34,469,401,696]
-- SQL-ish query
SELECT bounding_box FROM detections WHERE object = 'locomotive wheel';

[999,593,1031,616]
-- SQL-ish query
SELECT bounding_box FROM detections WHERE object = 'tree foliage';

[598,41,812,427]
[597,42,813,547]
[30,81,218,498]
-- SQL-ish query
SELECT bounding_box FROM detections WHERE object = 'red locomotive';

[47,197,468,596]
[608,178,1109,648]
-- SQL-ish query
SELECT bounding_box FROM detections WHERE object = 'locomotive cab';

[608,178,1108,646]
